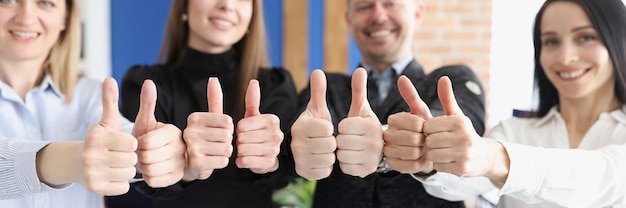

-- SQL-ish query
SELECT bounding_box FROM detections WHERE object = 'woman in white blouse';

[0,0,185,207]
[382,0,626,207]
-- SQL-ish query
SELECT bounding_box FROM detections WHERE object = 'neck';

[362,58,393,74]
[361,52,411,74]
[558,89,619,148]
[0,60,46,100]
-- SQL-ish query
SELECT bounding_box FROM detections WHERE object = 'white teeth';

[370,30,390,38]
[559,70,585,79]
[213,19,234,27]
[12,31,38,38]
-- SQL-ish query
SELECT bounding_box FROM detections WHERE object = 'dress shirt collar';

[0,74,63,101]
[361,54,414,77]
[536,105,626,127]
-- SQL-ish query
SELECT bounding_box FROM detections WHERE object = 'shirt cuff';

[498,142,545,199]
[16,141,52,194]
[414,172,495,201]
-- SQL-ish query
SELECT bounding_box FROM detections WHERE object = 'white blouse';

[419,106,626,208]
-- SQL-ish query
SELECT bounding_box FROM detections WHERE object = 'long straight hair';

[158,0,269,120]
[531,0,626,117]
[47,0,82,103]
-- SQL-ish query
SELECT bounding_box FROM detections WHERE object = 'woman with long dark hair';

[118,0,298,207]
[383,0,626,207]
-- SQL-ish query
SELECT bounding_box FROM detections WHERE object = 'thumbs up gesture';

[336,68,383,178]
[131,80,185,188]
[81,78,138,195]
[383,75,434,174]
[422,76,489,177]
[182,78,234,181]
[291,69,336,180]
[235,80,283,174]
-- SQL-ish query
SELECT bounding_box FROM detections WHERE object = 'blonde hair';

[47,0,82,103]
[159,0,269,120]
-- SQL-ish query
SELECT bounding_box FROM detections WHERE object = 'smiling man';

[290,0,487,207]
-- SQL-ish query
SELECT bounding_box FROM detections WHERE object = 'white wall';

[488,0,544,127]
[78,0,111,81]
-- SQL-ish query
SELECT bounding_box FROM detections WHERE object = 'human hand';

[236,80,283,174]
[423,76,491,177]
[132,80,185,187]
[383,75,434,174]
[290,70,336,180]
[336,68,383,177]
[80,78,138,195]
[182,78,234,181]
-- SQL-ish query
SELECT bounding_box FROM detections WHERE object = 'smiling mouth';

[11,31,39,39]
[211,19,235,27]
[369,30,391,38]
[558,68,590,79]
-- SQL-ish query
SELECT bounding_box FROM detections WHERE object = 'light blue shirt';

[0,75,133,208]
[362,55,414,103]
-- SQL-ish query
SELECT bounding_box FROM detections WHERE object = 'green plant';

[272,177,316,208]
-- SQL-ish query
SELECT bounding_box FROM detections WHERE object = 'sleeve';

[422,65,486,135]
[120,66,183,199]
[497,142,626,207]
[120,65,149,122]
[244,68,299,190]
[415,172,496,201]
[0,139,51,199]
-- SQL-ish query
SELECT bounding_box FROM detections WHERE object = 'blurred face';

[539,1,614,100]
[187,0,253,54]
[0,0,66,62]
[346,0,422,64]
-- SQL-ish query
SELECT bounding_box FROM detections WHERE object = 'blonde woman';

[0,0,186,207]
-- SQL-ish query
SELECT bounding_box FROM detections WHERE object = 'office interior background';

[79,0,582,133]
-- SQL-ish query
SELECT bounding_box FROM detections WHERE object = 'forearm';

[36,141,82,186]
[499,143,626,207]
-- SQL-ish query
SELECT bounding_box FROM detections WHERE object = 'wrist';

[37,141,82,185]
[486,140,510,187]
[376,155,393,173]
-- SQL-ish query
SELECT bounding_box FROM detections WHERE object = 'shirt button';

[31,128,37,133]
[28,183,35,191]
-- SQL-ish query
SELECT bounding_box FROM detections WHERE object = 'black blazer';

[117,58,298,208]
[296,59,485,208]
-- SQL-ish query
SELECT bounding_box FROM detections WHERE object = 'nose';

[556,42,579,65]
[13,2,38,26]
[370,2,389,23]
[217,0,235,12]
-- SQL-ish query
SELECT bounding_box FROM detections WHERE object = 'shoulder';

[427,64,479,80]
[258,67,295,83]
[122,64,170,85]
[425,64,483,93]
[324,72,352,83]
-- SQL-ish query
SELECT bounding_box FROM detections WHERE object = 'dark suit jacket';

[296,59,486,208]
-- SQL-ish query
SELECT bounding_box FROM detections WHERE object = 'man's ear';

[414,1,426,25]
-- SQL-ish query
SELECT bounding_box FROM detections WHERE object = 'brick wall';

[416,0,492,95]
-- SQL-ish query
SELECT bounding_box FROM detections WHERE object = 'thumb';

[347,67,371,117]
[207,77,223,113]
[307,69,331,121]
[244,79,261,117]
[100,77,122,130]
[133,80,158,135]
[397,75,432,118]
[437,76,463,116]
